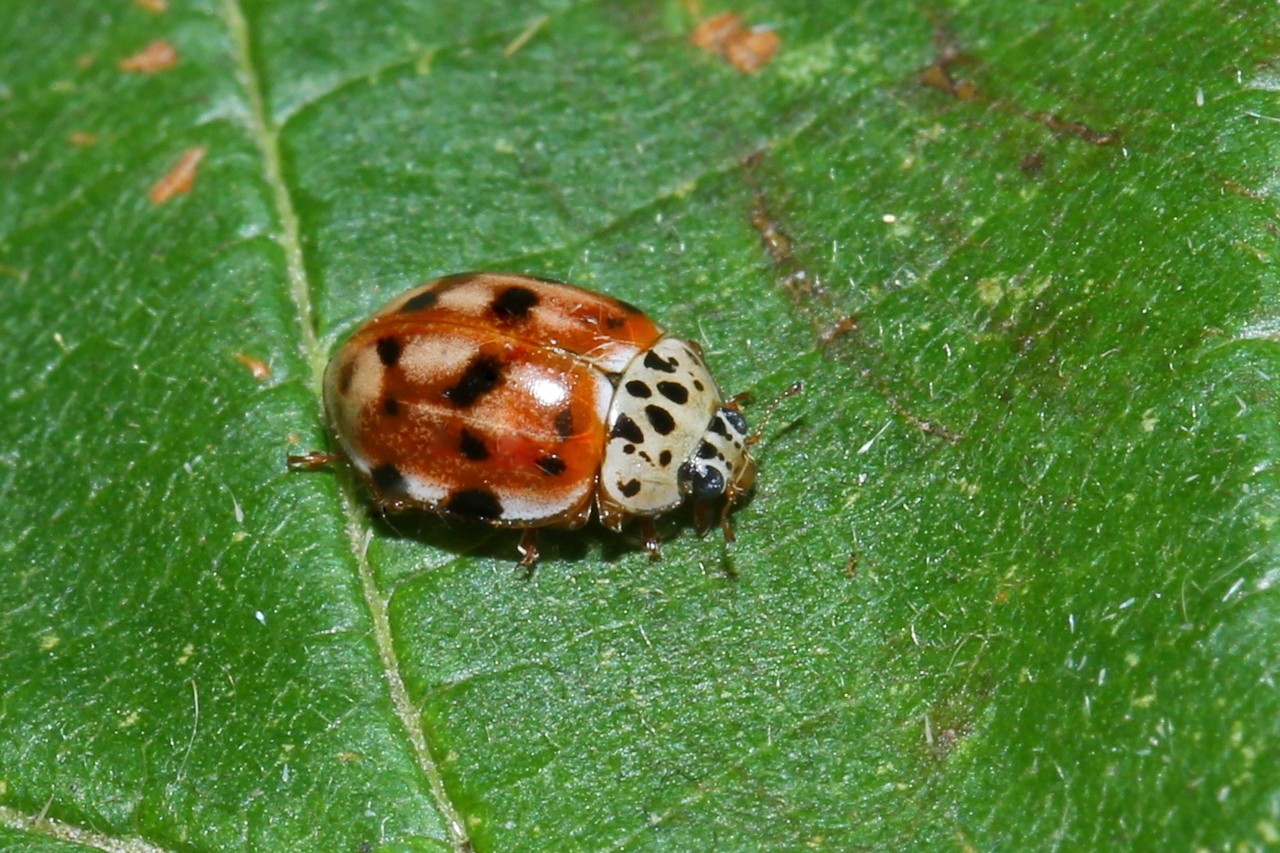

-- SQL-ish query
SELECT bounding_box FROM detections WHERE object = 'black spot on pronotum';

[445,488,503,519]
[643,351,677,373]
[536,454,567,476]
[399,290,439,313]
[371,463,407,495]
[697,441,718,459]
[656,381,689,405]
[625,380,652,398]
[619,479,642,498]
[338,360,355,395]
[611,413,645,443]
[645,405,676,436]
[709,415,729,438]
[376,337,401,367]
[658,450,672,467]
[444,354,503,408]
[459,429,489,460]
[492,285,539,320]
[383,397,401,416]
[554,408,575,439]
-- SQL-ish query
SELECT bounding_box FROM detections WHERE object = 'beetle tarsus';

[517,528,540,571]
[640,518,662,561]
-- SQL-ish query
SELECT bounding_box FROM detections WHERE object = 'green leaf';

[2,0,1277,850]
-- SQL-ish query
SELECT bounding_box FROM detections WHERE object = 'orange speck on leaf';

[69,132,98,147]
[119,39,178,73]
[723,28,780,74]
[691,12,779,73]
[691,12,742,52]
[233,353,272,381]
[149,146,206,206]
[134,0,168,13]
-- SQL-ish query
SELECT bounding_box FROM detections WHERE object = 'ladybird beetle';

[289,273,798,568]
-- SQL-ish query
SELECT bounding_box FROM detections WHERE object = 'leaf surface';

[1,1,1277,850]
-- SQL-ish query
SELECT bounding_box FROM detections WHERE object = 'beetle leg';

[517,528,540,570]
[693,501,713,537]
[639,518,662,561]
[287,450,339,470]
[719,502,737,543]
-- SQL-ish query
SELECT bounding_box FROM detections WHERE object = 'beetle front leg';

[639,518,662,561]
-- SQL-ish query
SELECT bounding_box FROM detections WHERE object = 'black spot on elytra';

[657,381,688,405]
[693,379,705,392]
[459,429,489,460]
[554,408,575,440]
[623,444,636,454]
[492,285,539,320]
[659,450,672,467]
[625,380,652,398]
[611,413,645,443]
[645,405,676,436]
[619,479,642,498]
[383,397,400,416]
[446,488,503,520]
[371,463,406,495]
[536,454,567,476]
[643,350,677,373]
[605,315,626,329]
[444,354,503,408]
[338,360,355,395]
[376,337,401,367]
[709,415,729,438]
[399,290,439,313]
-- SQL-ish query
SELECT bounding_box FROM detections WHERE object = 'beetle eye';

[722,407,748,436]
[678,460,725,501]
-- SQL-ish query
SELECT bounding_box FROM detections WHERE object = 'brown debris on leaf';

[920,20,1118,146]
[691,12,780,74]
[134,0,168,13]
[69,132,98,147]
[149,146,206,206]
[119,39,178,74]
[743,151,858,347]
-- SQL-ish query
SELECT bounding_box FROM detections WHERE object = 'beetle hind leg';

[517,528,540,571]
[639,518,663,561]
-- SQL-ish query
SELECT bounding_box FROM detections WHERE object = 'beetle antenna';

[745,381,803,447]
